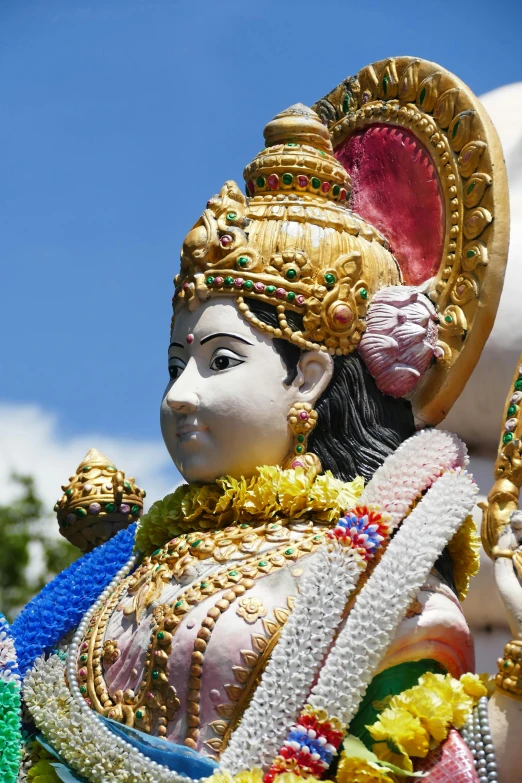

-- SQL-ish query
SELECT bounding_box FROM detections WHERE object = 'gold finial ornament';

[54,448,146,553]
[481,356,522,563]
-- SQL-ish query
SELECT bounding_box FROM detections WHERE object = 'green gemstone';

[444,315,453,323]
[332,185,340,196]
[452,120,460,139]
[157,631,165,640]
[324,273,336,286]
[237,256,249,268]
[65,488,73,496]
[359,288,368,300]
[467,182,476,195]
[313,535,322,541]
[508,405,518,417]
[80,654,87,662]
[206,276,215,286]
[515,379,522,391]
[311,177,320,189]
[191,539,202,548]
[131,505,140,515]
[285,548,294,556]
[266,285,276,295]
[229,570,239,577]
[175,600,183,608]
[152,549,162,556]
[224,276,234,286]
[296,445,304,454]
[243,280,254,290]
[382,74,389,95]
[319,150,326,156]
[106,465,116,472]
[136,710,143,719]
[258,561,268,567]
[282,173,293,185]
[75,507,87,518]
[256,176,266,188]
[285,268,297,280]
[124,481,131,491]
[419,87,426,105]
[286,291,296,302]
[240,523,249,528]
[342,93,350,113]
[104,502,115,513]
[503,432,514,444]
[297,435,305,443]
[226,212,237,221]
[466,249,476,258]
[286,142,298,147]
[80,685,87,695]
[200,581,208,589]
[152,670,159,680]
[83,465,91,472]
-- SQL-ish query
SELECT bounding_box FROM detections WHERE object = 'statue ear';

[294,350,334,404]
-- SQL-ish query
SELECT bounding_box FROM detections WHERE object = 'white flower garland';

[220,543,365,773]
[307,469,477,727]
[360,428,468,528]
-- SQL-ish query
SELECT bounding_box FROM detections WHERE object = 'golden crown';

[174,104,400,356]
[54,448,146,552]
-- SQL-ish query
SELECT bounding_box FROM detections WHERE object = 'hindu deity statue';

[3,56,522,783]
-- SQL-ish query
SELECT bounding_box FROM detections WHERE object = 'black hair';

[247,298,416,483]
[247,298,456,594]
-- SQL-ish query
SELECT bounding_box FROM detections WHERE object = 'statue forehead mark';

[186,334,194,344]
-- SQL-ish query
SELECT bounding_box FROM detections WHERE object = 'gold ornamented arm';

[480,354,522,562]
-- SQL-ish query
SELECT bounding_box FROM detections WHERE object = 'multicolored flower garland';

[0,613,22,783]
[12,523,136,677]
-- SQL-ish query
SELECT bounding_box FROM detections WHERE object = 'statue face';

[161,298,333,483]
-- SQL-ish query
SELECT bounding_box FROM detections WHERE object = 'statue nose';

[166,391,199,414]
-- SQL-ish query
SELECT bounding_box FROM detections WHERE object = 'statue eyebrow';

[200,332,254,346]
[169,342,184,350]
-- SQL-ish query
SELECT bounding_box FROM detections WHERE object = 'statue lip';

[176,423,209,437]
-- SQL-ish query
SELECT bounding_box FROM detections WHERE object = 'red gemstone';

[339,188,347,201]
[321,182,331,193]
[296,295,306,305]
[297,175,309,188]
[247,180,255,195]
[234,278,244,288]
[275,288,286,299]
[214,276,224,286]
[267,174,279,189]
[299,411,309,420]
[333,304,353,325]
[220,234,233,247]
[254,282,265,292]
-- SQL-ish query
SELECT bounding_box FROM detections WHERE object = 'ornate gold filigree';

[174,105,399,357]
[313,56,509,426]
[496,639,522,700]
[481,355,522,559]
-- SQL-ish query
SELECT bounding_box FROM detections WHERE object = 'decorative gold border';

[313,56,510,426]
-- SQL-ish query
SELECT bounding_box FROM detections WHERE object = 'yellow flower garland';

[367,672,488,771]
[447,513,481,601]
[135,466,364,553]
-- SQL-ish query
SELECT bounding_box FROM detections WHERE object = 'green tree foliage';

[0,475,79,621]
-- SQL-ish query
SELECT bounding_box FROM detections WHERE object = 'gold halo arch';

[313,56,510,427]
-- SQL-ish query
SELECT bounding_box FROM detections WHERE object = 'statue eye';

[209,349,245,372]
[168,358,186,381]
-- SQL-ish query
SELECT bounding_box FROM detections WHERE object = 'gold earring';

[282,402,322,474]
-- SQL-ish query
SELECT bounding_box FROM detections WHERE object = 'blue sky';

[1,0,521,453]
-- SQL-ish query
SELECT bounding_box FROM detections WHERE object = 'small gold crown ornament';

[54,448,146,553]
